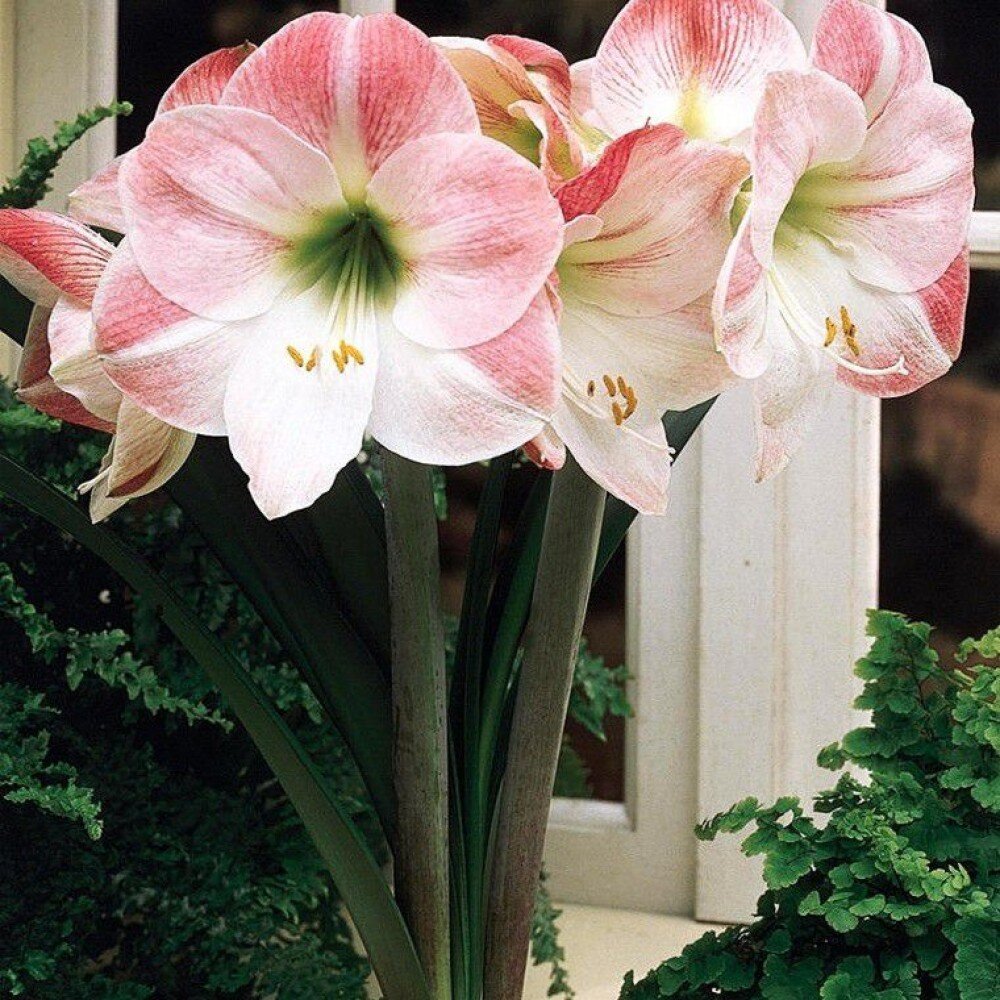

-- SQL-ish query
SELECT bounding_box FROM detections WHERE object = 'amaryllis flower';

[527,124,747,513]
[436,34,592,184]
[0,209,195,520]
[580,0,807,144]
[95,12,564,519]
[714,0,974,479]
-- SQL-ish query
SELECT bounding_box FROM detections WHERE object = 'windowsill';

[523,905,724,999]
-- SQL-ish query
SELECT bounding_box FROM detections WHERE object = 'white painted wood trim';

[970,213,1000,271]
[693,0,883,926]
[341,1,396,14]
[0,1,117,378]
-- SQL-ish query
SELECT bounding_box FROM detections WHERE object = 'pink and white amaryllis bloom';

[69,42,256,233]
[95,12,564,520]
[714,0,974,479]
[0,209,195,520]
[527,124,747,513]
[577,0,807,145]
[435,34,595,185]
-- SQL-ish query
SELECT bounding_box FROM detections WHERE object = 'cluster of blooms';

[0,0,973,521]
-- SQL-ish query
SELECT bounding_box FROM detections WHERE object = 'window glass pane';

[880,3,1000,657]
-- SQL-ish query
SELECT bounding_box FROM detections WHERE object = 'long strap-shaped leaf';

[169,440,395,837]
[0,453,429,1000]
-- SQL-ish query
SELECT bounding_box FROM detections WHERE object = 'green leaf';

[0,452,430,1000]
[167,439,395,837]
[950,918,1000,1000]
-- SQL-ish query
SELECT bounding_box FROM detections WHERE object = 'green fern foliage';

[0,102,131,210]
[621,611,1000,1000]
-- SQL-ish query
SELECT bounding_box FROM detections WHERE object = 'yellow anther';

[824,317,838,348]
[587,380,596,397]
[331,349,347,374]
[845,328,861,357]
[286,345,305,368]
[342,341,365,365]
[617,375,629,396]
[840,306,853,332]
[623,388,638,420]
[612,402,625,427]
[603,374,617,397]
[305,346,320,372]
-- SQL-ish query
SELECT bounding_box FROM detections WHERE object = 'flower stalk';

[382,449,451,999]
[483,455,607,1000]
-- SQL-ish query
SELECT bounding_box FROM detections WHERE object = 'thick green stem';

[482,456,606,1000]
[382,450,451,999]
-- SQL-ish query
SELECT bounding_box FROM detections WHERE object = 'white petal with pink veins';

[222,284,380,520]
[561,293,735,418]
[224,12,477,202]
[47,296,121,424]
[82,399,196,522]
[16,306,115,432]
[748,69,868,265]
[811,0,932,122]
[369,291,560,464]
[94,241,238,436]
[553,395,673,515]
[793,83,974,294]
[558,124,747,316]
[120,105,344,322]
[0,209,113,306]
[591,0,807,142]
[367,132,563,350]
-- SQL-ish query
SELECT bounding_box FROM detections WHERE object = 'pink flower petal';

[93,241,239,435]
[69,156,128,234]
[0,209,113,305]
[753,330,835,482]
[158,42,256,113]
[770,232,966,399]
[82,399,196,522]
[223,12,477,202]
[712,212,772,379]
[558,124,748,316]
[120,105,343,321]
[749,69,868,264]
[369,291,560,464]
[525,424,566,471]
[811,0,931,122]
[47,295,121,424]
[488,34,573,116]
[70,44,256,236]
[562,292,736,418]
[436,36,553,164]
[592,0,807,142]
[16,305,115,432]
[367,132,563,349]
[553,395,673,514]
[797,82,974,294]
[222,284,379,520]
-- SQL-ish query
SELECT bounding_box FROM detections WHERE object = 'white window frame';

[3,0,997,925]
